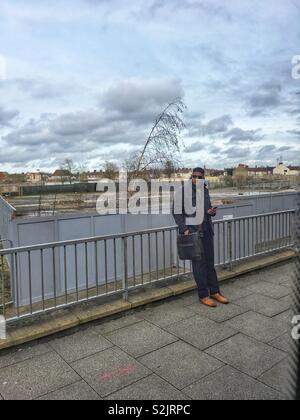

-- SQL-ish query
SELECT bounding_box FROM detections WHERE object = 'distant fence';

[0,196,15,241]
[20,182,97,196]
[0,209,296,323]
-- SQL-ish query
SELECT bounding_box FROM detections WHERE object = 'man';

[173,167,229,307]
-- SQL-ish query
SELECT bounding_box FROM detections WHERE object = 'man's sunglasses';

[192,175,204,179]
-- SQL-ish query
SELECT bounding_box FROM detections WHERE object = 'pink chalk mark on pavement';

[99,364,137,381]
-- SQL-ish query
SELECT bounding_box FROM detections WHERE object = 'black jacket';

[172,183,215,236]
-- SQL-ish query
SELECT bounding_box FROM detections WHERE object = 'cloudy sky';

[0,0,300,172]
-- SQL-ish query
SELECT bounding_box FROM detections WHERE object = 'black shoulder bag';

[177,232,204,260]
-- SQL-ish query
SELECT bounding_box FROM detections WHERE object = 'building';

[26,172,50,184]
[0,172,8,183]
[224,168,234,177]
[273,162,300,177]
[233,164,275,179]
[233,164,249,179]
[248,166,274,178]
[50,169,73,184]
[287,166,300,176]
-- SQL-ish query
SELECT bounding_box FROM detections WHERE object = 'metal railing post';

[227,220,233,270]
[123,236,129,301]
[0,256,5,319]
[293,210,299,252]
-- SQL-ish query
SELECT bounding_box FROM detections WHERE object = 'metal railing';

[0,210,296,323]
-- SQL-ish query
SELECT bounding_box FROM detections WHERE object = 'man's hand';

[184,229,190,236]
[208,207,217,217]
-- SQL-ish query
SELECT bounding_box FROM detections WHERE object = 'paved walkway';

[0,261,295,400]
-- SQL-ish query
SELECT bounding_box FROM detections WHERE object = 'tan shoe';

[211,293,229,304]
[200,297,217,308]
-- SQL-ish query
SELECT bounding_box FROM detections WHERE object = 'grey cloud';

[246,83,283,116]
[0,78,69,100]
[0,99,153,166]
[254,144,300,164]
[257,145,276,156]
[51,111,105,136]
[0,106,19,128]
[287,129,300,136]
[189,115,233,137]
[224,146,251,159]
[278,146,292,152]
[208,146,222,155]
[184,141,206,153]
[286,108,300,117]
[223,127,264,143]
[148,0,232,21]
[101,78,184,125]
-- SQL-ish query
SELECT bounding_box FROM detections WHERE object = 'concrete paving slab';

[253,263,295,286]
[217,283,253,301]
[258,359,291,395]
[71,347,150,398]
[105,374,189,400]
[269,333,295,354]
[0,352,80,400]
[206,334,287,378]
[138,341,223,390]
[278,272,296,289]
[183,365,285,400]
[0,343,51,369]
[234,274,262,287]
[188,302,248,323]
[234,294,290,317]
[95,314,143,335]
[137,301,195,328]
[244,282,291,299]
[37,380,101,400]
[280,295,292,305]
[49,325,114,363]
[105,321,177,358]
[166,316,237,351]
[224,311,287,343]
[273,310,293,328]
[178,291,199,307]
[278,278,294,288]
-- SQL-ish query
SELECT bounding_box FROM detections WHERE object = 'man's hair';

[193,167,205,174]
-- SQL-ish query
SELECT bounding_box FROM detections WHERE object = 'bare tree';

[163,159,177,180]
[123,152,149,181]
[102,161,119,180]
[130,99,186,176]
[77,163,88,182]
[61,159,77,184]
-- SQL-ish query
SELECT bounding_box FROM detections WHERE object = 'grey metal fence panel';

[0,210,296,323]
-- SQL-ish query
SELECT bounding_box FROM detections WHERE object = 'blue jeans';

[192,233,220,299]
